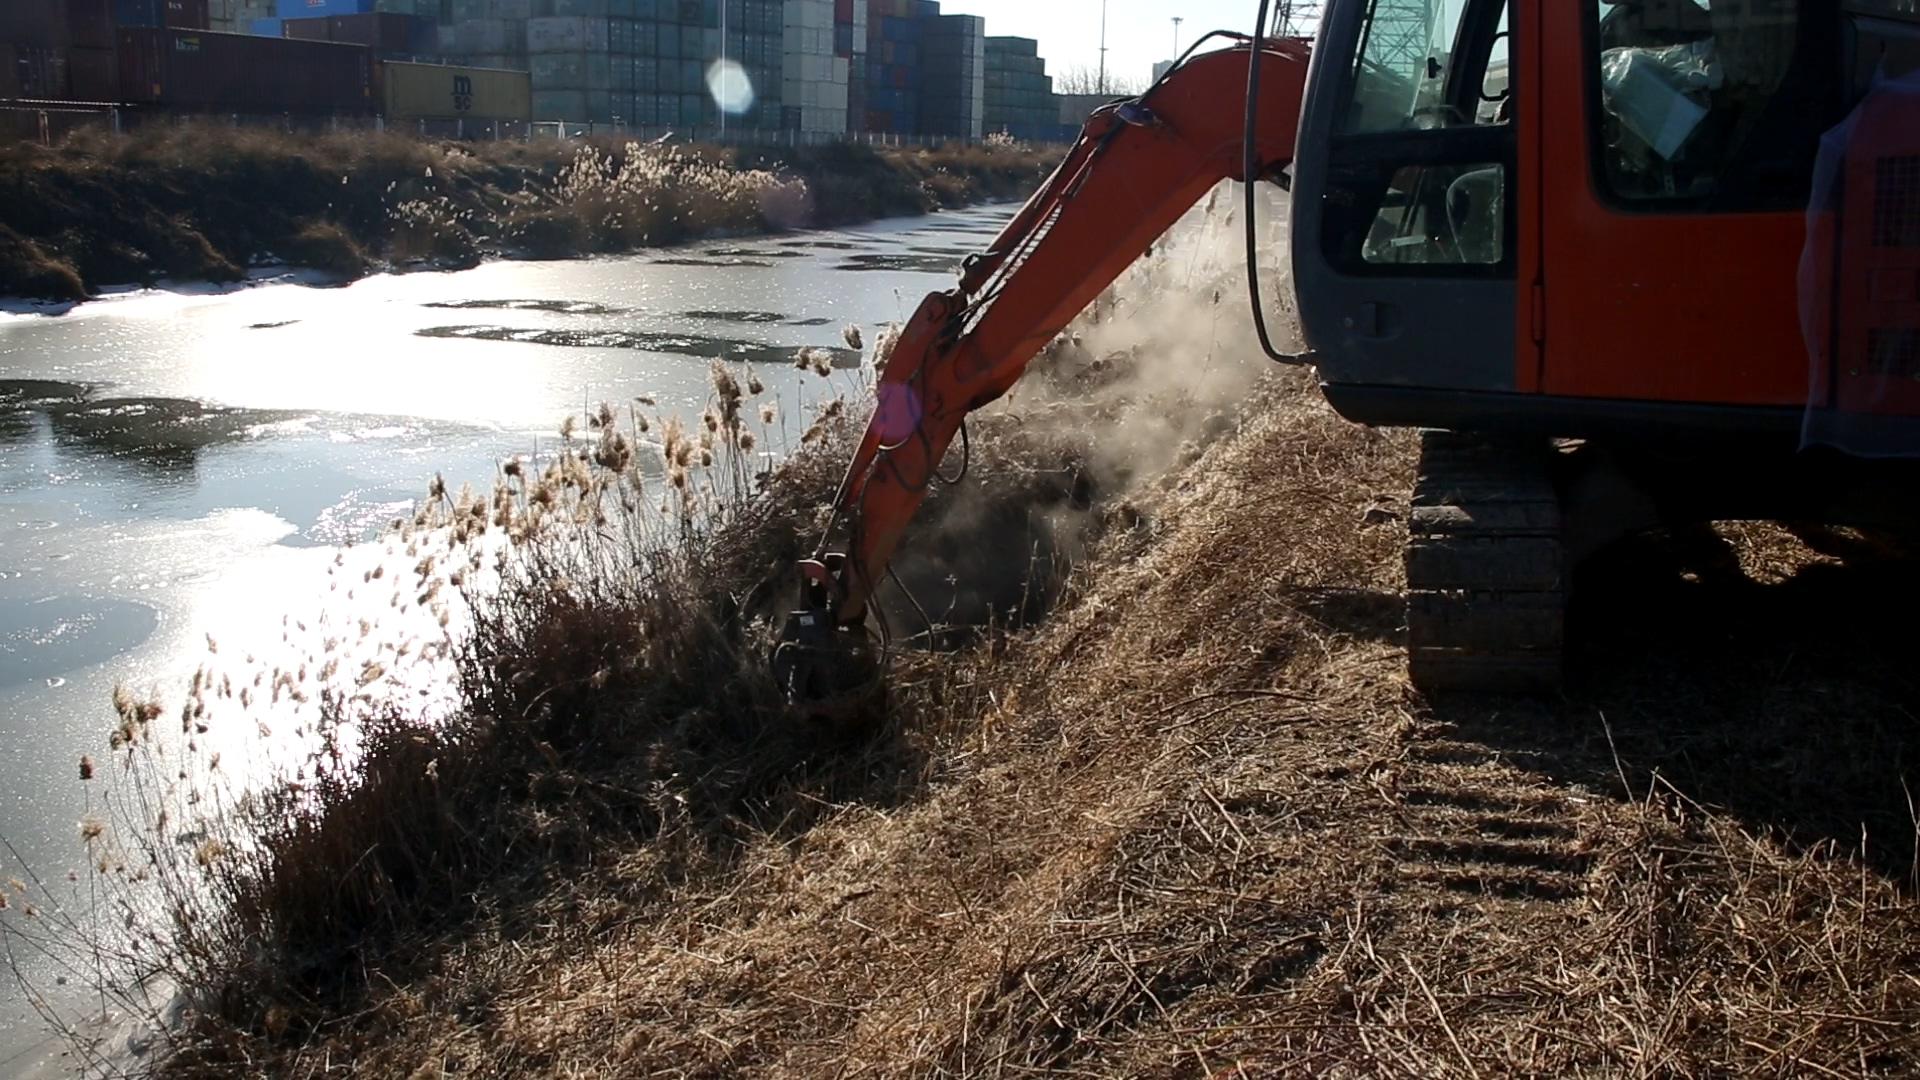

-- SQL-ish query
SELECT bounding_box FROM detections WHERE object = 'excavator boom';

[776,39,1311,706]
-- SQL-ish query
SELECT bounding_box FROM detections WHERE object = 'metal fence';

[0,99,124,145]
[529,122,1006,148]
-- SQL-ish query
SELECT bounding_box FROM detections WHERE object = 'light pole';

[718,2,727,139]
[1097,0,1108,95]
[1172,16,1183,57]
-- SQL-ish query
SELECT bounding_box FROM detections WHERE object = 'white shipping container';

[527,16,609,53]
[782,0,829,30]
[800,105,843,133]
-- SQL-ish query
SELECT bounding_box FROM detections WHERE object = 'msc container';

[381,61,530,121]
[116,27,373,113]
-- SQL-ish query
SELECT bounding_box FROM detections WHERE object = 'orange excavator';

[777,0,1920,704]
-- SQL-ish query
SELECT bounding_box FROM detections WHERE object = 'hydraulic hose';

[1245,0,1310,366]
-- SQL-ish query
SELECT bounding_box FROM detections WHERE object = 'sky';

[940,0,1309,92]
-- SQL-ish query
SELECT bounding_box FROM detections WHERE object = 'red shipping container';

[0,1,69,49]
[282,14,424,57]
[280,16,333,40]
[117,27,371,115]
[325,13,414,55]
[834,0,853,22]
[69,46,118,100]
[67,0,116,50]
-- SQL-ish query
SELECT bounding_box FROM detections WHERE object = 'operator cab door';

[1292,0,1527,394]
[1537,1,1839,410]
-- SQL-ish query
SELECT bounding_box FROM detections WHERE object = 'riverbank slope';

[0,129,1061,302]
[145,376,1920,1074]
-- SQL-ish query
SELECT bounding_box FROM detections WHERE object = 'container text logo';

[452,75,473,112]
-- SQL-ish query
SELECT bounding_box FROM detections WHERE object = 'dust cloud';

[878,181,1303,643]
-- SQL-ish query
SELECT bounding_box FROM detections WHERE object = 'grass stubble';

[4,192,1920,1077]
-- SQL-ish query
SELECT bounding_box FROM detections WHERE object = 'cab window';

[1323,0,1514,273]
[1591,0,1839,209]
[1345,0,1510,133]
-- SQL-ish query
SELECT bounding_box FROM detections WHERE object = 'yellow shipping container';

[380,61,531,123]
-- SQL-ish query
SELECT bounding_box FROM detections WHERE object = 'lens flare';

[706,60,756,116]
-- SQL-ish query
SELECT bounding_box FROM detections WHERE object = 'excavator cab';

[777,0,1920,709]
[1289,1,1920,687]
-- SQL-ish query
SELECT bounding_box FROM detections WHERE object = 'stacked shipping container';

[915,9,978,138]
[116,26,374,114]
[70,0,121,100]
[780,0,843,133]
[210,0,278,34]
[861,0,918,133]
[2,0,121,100]
[836,0,864,134]
[4,0,1060,137]
[115,0,213,30]
[282,12,437,57]
[983,35,1059,141]
[460,0,785,127]
[721,0,785,131]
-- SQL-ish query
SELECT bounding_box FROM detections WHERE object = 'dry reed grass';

[84,364,1915,1079]
[0,126,1063,299]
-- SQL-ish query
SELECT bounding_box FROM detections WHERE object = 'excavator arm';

[776,38,1312,707]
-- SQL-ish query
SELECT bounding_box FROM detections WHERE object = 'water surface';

[0,203,1015,1074]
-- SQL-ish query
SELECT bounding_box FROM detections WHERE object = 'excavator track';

[1405,431,1566,694]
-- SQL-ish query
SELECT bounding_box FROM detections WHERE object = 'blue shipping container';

[250,16,283,34]
[275,0,375,18]
[114,0,159,26]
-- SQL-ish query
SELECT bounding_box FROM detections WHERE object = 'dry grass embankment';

[225,375,1916,1079]
[0,127,1061,301]
[8,197,1920,1077]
